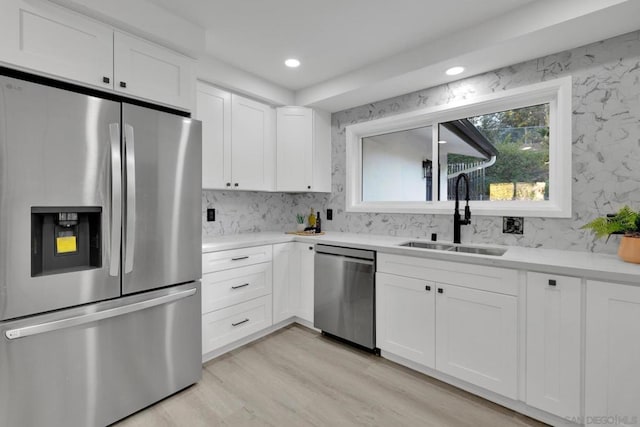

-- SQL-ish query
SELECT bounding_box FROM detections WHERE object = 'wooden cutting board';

[285,231,326,236]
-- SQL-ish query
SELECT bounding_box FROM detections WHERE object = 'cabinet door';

[231,94,276,191]
[376,272,435,368]
[114,32,193,110]
[196,82,232,189]
[276,107,313,191]
[435,283,518,399]
[526,273,582,419]
[272,243,298,323]
[297,243,315,323]
[586,280,640,426]
[0,0,113,89]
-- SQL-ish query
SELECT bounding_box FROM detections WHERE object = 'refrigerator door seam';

[4,287,197,340]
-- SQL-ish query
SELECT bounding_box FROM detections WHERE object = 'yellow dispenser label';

[56,236,77,254]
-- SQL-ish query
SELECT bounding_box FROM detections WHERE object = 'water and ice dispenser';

[31,207,102,276]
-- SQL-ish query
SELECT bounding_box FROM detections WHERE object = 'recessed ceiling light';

[285,58,301,68]
[438,140,447,144]
[445,66,465,76]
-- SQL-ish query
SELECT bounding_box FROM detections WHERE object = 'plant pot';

[296,223,306,232]
[618,235,640,264]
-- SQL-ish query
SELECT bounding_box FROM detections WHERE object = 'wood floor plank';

[114,324,546,427]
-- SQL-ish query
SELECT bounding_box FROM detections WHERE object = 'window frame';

[345,76,572,217]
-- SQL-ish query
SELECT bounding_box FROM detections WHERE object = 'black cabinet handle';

[226,182,231,187]
[232,318,249,327]
[309,246,313,250]
[425,285,431,291]
[234,183,239,187]
[307,185,311,189]
[102,76,110,84]
[548,279,557,287]
[119,81,127,88]
[437,288,444,294]
[231,256,249,261]
[231,283,250,290]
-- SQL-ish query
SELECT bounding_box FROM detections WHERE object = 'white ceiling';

[145,0,534,91]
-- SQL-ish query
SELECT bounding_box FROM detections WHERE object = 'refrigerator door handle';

[124,123,136,274]
[4,287,197,340]
[108,123,122,277]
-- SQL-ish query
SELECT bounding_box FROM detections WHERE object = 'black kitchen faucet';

[453,173,471,244]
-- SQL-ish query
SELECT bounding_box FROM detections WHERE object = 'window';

[345,77,571,217]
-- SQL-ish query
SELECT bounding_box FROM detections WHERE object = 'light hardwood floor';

[114,324,546,427]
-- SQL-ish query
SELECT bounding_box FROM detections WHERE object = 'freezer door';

[121,104,202,294]
[0,75,121,321]
[0,282,202,427]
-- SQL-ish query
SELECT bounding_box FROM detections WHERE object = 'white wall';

[362,133,431,202]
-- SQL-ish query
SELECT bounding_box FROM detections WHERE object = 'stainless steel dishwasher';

[314,244,376,351]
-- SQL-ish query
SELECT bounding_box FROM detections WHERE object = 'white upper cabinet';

[0,0,194,110]
[114,32,193,110]
[586,280,640,426]
[276,107,331,192]
[230,94,276,191]
[0,0,113,90]
[197,83,276,191]
[196,82,232,189]
[526,273,582,419]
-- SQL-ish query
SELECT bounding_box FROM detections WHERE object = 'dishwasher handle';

[315,244,375,261]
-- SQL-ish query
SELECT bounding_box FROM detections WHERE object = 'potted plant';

[582,205,640,263]
[296,213,306,232]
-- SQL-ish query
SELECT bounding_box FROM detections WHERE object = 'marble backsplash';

[203,30,640,254]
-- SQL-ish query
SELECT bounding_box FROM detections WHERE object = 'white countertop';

[202,231,640,284]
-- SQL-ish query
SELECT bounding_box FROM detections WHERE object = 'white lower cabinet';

[298,244,315,323]
[376,272,435,368]
[273,242,315,324]
[201,246,273,357]
[586,280,640,426]
[526,272,582,419]
[435,283,518,399]
[202,263,272,313]
[376,253,519,400]
[202,295,273,354]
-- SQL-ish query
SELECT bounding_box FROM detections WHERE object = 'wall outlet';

[207,208,215,222]
[503,216,523,234]
[326,208,333,220]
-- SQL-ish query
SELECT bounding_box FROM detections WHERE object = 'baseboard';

[381,351,580,427]
[201,317,317,363]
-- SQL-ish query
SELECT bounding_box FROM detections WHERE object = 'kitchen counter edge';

[202,232,640,285]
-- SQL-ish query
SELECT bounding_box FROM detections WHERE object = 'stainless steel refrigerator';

[0,72,203,426]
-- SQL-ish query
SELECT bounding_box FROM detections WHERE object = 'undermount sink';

[399,241,507,257]
[399,241,455,251]
[447,245,507,256]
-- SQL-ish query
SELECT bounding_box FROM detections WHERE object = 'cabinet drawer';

[202,295,273,354]
[203,245,273,274]
[202,263,273,314]
[377,253,518,296]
